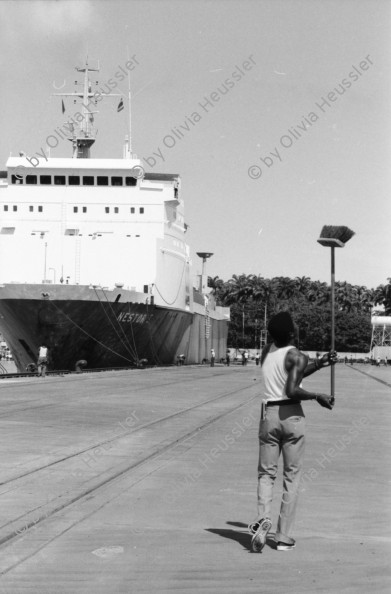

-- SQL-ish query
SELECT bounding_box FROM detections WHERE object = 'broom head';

[317,225,355,248]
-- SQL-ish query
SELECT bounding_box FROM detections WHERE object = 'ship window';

[40,175,51,185]
[26,175,37,185]
[69,176,80,186]
[105,207,110,213]
[111,177,123,186]
[38,206,43,212]
[11,175,23,184]
[54,175,66,185]
[97,176,108,186]
[73,207,78,213]
[29,206,34,212]
[3,205,8,211]
[114,207,119,214]
[13,205,17,212]
[83,206,87,213]
[130,207,135,214]
[139,207,144,214]
[83,176,94,186]
[125,177,137,186]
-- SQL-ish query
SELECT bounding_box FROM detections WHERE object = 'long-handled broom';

[317,226,355,400]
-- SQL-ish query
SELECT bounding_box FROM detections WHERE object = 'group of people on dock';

[207,349,261,367]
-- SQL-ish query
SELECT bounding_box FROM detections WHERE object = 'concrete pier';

[0,363,389,592]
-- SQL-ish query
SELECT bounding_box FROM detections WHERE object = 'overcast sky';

[1,0,390,289]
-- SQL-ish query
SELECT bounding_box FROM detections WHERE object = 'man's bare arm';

[285,349,334,410]
[302,351,338,378]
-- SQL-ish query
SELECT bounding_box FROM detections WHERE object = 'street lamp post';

[196,252,213,361]
[242,304,245,348]
[260,303,267,348]
[196,252,213,293]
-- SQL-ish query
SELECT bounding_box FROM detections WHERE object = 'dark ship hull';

[0,284,228,371]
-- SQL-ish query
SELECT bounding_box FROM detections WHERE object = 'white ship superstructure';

[1,157,190,310]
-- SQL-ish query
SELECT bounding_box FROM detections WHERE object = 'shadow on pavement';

[205,522,277,552]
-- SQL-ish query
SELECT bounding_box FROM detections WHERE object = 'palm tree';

[307,281,329,305]
[335,281,356,312]
[373,279,391,315]
[275,277,297,301]
[223,274,254,304]
[208,275,225,298]
[295,276,311,299]
[355,285,374,313]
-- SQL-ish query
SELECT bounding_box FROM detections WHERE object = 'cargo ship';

[0,60,229,371]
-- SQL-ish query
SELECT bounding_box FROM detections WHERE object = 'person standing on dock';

[249,311,336,553]
[226,350,230,366]
[37,345,49,377]
[210,349,215,367]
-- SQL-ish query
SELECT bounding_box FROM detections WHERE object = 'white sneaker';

[276,540,296,551]
[250,517,272,553]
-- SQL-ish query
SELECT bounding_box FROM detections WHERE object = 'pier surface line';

[0,379,257,487]
[346,363,391,389]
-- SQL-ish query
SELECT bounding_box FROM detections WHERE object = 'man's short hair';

[268,312,295,342]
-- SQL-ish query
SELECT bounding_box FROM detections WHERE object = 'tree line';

[208,275,391,353]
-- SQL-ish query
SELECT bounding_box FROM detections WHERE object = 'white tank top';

[261,344,295,401]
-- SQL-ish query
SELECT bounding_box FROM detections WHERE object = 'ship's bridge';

[6,157,143,169]
[5,156,145,180]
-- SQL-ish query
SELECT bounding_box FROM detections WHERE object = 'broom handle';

[330,246,335,398]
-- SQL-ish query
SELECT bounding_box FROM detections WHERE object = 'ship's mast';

[53,59,121,158]
[127,47,133,158]
[123,48,133,159]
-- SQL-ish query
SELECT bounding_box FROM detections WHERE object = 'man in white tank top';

[249,312,336,553]
[37,345,49,377]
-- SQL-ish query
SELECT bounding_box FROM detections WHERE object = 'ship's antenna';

[127,47,132,156]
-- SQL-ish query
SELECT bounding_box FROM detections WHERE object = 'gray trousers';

[257,402,305,544]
